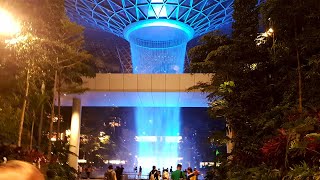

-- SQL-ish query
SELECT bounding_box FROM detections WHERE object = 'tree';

[190,0,267,166]
[189,0,320,178]
[0,0,95,156]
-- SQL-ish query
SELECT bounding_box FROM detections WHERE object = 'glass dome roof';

[65,0,234,38]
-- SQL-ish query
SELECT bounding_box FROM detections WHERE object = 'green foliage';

[284,162,320,180]
[47,141,77,180]
[0,0,96,149]
[47,162,77,180]
[190,0,320,178]
[228,164,281,180]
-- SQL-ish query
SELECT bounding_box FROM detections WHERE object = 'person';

[186,167,195,180]
[149,166,157,180]
[138,166,142,179]
[193,168,199,180]
[77,165,83,179]
[120,165,124,177]
[0,160,44,180]
[162,169,169,180]
[170,166,172,173]
[86,164,93,179]
[171,164,185,180]
[156,169,161,180]
[115,166,121,180]
[105,165,117,180]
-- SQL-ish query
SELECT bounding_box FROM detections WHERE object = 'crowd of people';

[102,164,199,180]
[148,164,199,180]
[102,165,125,180]
[77,164,124,179]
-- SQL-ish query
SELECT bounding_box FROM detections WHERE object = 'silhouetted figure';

[85,164,93,179]
[138,166,142,179]
[120,165,124,175]
[156,169,161,180]
[163,169,169,180]
[116,166,122,180]
[171,164,185,180]
[149,166,157,180]
[105,165,117,180]
[186,167,195,180]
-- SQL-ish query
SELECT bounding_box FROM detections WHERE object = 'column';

[68,98,82,170]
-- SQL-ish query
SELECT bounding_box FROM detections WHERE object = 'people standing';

[149,166,157,180]
[162,169,169,180]
[115,166,121,180]
[85,164,93,179]
[120,165,124,180]
[193,168,199,180]
[186,167,195,180]
[156,169,161,180]
[171,164,185,180]
[138,166,142,179]
[105,165,117,180]
[77,165,83,179]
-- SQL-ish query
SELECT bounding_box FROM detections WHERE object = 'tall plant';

[189,0,320,178]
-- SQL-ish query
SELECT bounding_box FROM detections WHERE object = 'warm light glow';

[0,8,21,36]
[78,159,87,163]
[106,160,126,164]
[268,28,274,33]
[65,129,71,137]
[5,34,39,46]
[200,161,215,167]
[255,27,275,46]
[70,112,80,136]
[109,121,121,127]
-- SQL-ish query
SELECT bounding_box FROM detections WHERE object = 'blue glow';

[64,0,264,170]
[135,107,181,173]
[125,20,192,73]
[123,19,194,41]
[66,0,234,38]
[131,43,187,73]
[149,0,167,18]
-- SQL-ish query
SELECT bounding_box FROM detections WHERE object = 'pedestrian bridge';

[60,73,212,107]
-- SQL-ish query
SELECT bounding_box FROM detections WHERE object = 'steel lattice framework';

[65,0,234,38]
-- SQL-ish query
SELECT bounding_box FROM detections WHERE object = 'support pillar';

[68,98,81,170]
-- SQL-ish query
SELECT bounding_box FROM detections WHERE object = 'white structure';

[63,73,211,168]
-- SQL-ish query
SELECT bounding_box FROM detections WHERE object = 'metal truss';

[65,0,234,38]
[85,31,132,73]
[116,44,132,73]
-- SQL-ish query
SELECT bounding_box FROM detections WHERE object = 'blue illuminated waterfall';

[135,107,181,172]
[65,0,240,172]
[127,20,193,172]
